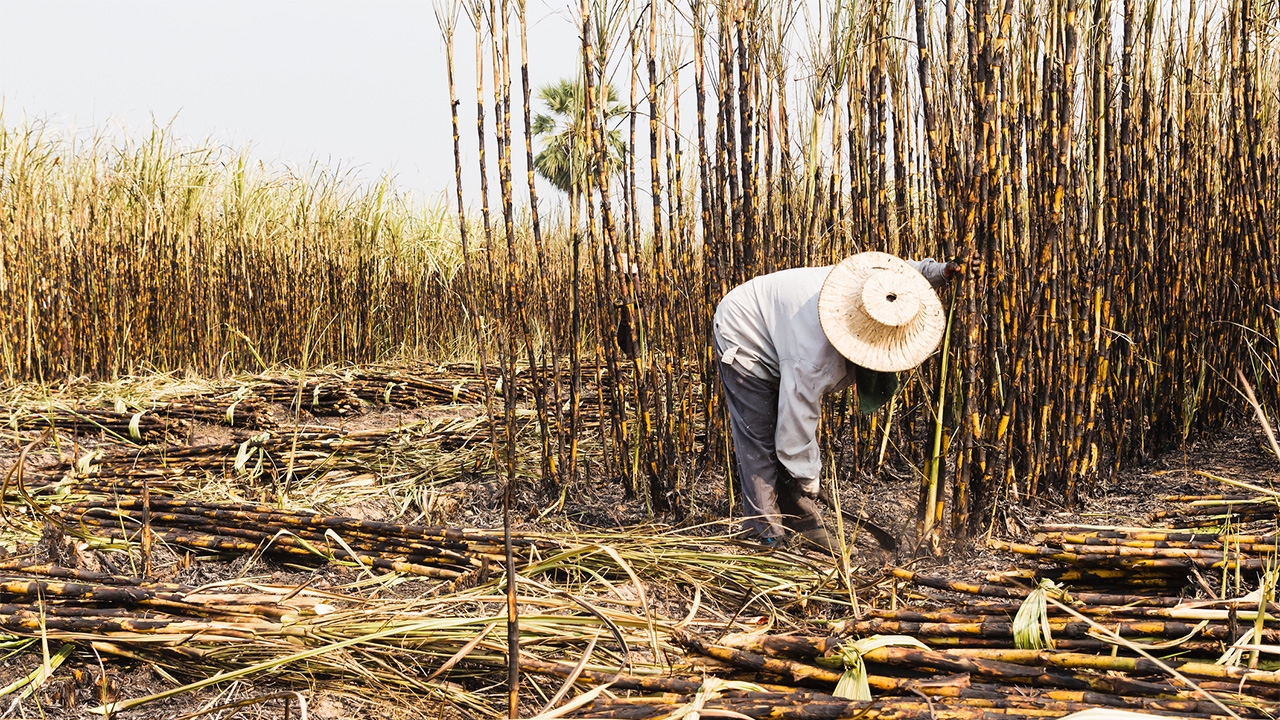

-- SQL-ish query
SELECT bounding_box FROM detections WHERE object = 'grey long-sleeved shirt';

[713,259,949,489]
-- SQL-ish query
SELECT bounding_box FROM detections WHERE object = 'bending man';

[713,252,963,550]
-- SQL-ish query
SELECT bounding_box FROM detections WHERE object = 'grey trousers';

[717,357,792,539]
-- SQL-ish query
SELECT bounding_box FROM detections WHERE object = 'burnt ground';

[844,418,1280,581]
[0,375,1277,718]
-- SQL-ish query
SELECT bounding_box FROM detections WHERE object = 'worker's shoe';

[780,491,839,554]
[755,534,784,550]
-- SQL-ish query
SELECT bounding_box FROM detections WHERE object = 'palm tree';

[531,78,627,202]
[531,79,631,420]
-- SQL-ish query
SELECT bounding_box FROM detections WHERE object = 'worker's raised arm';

[912,256,975,288]
[910,258,950,288]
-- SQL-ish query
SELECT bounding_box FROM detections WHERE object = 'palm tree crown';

[531,78,628,196]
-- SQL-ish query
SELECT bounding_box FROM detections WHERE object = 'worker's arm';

[774,359,833,495]
[910,259,951,288]
[913,257,975,288]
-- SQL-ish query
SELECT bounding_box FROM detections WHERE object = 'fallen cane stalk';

[1042,594,1243,720]
[1236,368,1280,465]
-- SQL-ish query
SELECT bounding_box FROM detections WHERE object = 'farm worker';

[713,252,964,551]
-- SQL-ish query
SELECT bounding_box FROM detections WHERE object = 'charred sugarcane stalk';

[2,405,189,442]
[892,569,1187,606]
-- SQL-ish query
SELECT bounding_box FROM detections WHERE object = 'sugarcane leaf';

[233,439,252,472]
[1219,628,1256,667]
[75,448,103,475]
[1014,580,1058,650]
[324,528,377,581]
[660,678,767,720]
[847,635,930,654]
[0,639,36,662]
[833,635,931,700]
[0,642,73,699]
[833,653,868,700]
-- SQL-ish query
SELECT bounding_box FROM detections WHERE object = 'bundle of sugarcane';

[990,537,1268,574]
[432,362,531,400]
[1152,490,1280,529]
[668,630,1280,714]
[431,360,635,403]
[346,368,489,406]
[989,525,1277,579]
[831,609,1270,651]
[0,562,327,625]
[860,568,1280,654]
[1034,526,1280,557]
[892,569,1190,605]
[565,688,1277,720]
[55,494,555,579]
[1,404,189,443]
[895,567,1247,608]
[251,376,362,415]
[0,561,676,717]
[984,567,1193,591]
[431,414,516,451]
[25,426,417,489]
[24,462,861,614]
[53,492,848,601]
[145,395,275,429]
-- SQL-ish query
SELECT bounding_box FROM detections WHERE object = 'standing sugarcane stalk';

[486,3,525,706]
[442,3,521,712]
[921,298,956,547]
[514,0,569,494]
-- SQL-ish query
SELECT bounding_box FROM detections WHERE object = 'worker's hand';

[943,253,980,283]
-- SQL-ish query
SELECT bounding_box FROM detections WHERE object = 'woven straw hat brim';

[818,252,946,373]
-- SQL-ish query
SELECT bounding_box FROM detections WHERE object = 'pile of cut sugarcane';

[0,559,658,716]
[6,492,1278,718]
[15,417,510,511]
[51,491,550,580]
[0,365,511,437]
[992,526,1278,586]
[0,515,866,715]
[599,515,1280,720]
[1152,474,1280,530]
[2,404,192,442]
[33,477,845,605]
[146,394,276,429]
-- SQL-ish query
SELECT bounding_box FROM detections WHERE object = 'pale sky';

[0,0,586,207]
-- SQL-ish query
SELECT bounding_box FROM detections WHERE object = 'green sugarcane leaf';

[128,411,144,440]
[833,635,931,700]
[1015,579,1069,650]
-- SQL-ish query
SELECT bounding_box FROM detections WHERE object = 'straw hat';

[818,251,946,372]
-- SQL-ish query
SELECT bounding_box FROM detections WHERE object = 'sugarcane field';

[1,0,1279,718]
